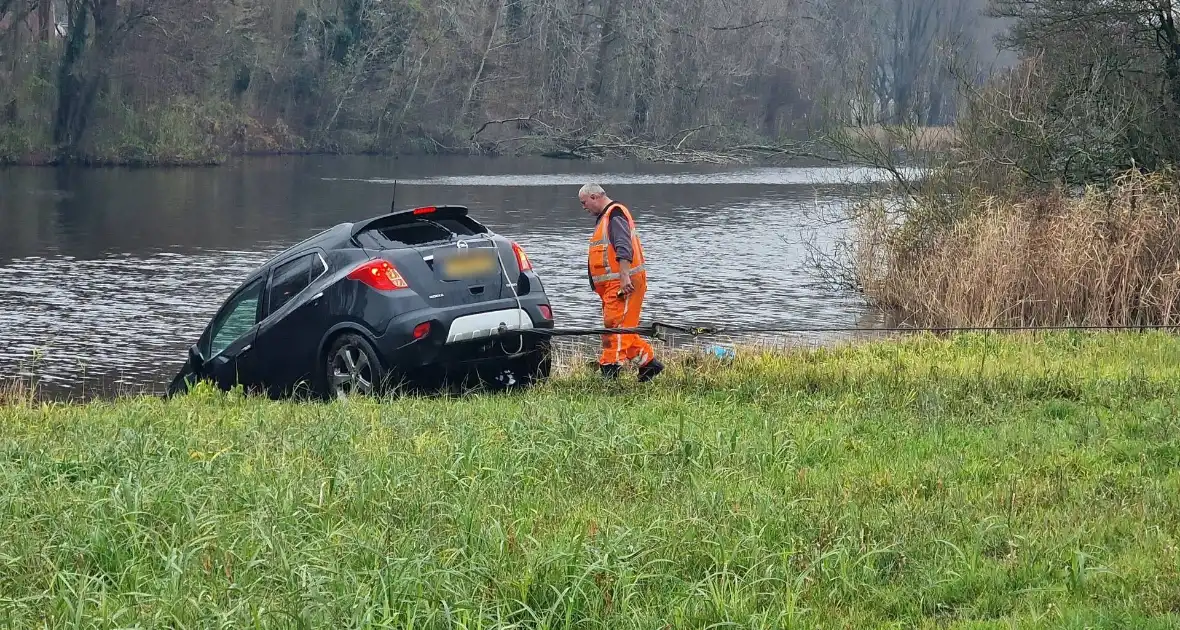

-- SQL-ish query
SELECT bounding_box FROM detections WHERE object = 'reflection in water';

[0,156,889,398]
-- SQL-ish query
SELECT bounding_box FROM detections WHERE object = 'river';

[0,155,893,399]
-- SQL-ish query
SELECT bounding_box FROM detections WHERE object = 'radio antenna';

[390,179,398,212]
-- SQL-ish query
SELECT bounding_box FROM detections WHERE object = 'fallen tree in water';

[537,137,835,164]
[466,120,843,164]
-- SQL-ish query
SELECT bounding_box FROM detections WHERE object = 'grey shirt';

[588,205,634,289]
[607,208,633,263]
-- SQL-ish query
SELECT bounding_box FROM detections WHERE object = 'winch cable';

[491,240,526,355]
[522,321,1180,340]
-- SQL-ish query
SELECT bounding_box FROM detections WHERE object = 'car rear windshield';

[355,215,489,249]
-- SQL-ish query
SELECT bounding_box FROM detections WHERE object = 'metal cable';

[525,321,1180,339]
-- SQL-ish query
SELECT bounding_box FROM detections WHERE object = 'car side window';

[266,252,326,315]
[206,279,263,358]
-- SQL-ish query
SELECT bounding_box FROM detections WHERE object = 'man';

[578,183,664,381]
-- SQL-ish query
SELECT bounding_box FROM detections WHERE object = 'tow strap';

[522,321,1180,339]
[523,321,718,340]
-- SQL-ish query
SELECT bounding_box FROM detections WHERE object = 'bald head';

[578,183,611,216]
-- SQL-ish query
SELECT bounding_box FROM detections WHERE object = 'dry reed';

[0,377,34,406]
[856,169,1180,327]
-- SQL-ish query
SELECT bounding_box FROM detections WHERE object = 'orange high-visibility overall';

[588,202,656,367]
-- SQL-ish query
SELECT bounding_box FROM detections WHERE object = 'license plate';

[441,249,495,279]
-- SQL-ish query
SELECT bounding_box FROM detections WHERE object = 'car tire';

[322,332,386,400]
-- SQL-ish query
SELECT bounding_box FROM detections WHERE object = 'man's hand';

[619,274,634,295]
[617,260,635,296]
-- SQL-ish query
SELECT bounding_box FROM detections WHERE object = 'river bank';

[0,142,813,168]
[1,100,937,169]
[2,332,1178,627]
[0,110,833,168]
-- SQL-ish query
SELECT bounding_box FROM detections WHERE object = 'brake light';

[539,304,552,319]
[511,242,533,271]
[348,259,409,291]
[412,206,436,215]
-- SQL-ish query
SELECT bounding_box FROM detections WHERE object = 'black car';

[167,204,555,399]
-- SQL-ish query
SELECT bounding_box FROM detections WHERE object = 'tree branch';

[470,115,537,140]
[710,19,775,31]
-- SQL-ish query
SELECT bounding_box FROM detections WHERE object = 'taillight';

[413,322,431,339]
[539,304,552,319]
[511,242,533,271]
[348,259,409,291]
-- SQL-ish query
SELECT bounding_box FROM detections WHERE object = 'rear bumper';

[445,307,535,342]
[368,293,554,370]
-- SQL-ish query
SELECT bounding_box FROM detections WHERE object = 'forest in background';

[0,0,1014,165]
[8,0,1180,328]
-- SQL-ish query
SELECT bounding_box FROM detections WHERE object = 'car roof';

[217,205,476,311]
[349,205,470,238]
[240,205,472,283]
[259,223,353,268]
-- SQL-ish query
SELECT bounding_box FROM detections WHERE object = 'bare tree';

[1,0,1022,164]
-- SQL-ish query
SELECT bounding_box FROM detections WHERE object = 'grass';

[855,169,1180,328]
[1,331,1180,628]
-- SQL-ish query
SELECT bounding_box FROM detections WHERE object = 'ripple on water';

[0,250,275,392]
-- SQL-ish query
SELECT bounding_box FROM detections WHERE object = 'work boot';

[637,358,664,382]
[600,363,621,379]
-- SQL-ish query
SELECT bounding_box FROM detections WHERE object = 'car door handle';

[240,343,252,354]
[311,291,323,300]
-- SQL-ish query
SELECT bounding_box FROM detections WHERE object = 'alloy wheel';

[330,344,374,399]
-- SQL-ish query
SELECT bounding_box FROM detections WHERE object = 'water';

[0,155,888,399]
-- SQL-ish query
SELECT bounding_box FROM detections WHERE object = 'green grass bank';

[2,332,1179,628]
